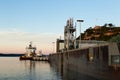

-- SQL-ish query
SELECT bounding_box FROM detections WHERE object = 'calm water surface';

[0,57,62,80]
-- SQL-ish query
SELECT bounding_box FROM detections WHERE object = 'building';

[56,39,64,52]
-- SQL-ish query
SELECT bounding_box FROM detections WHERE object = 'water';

[0,57,62,80]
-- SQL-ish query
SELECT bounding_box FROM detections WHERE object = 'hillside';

[79,23,120,41]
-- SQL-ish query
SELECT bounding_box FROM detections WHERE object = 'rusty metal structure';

[64,18,76,50]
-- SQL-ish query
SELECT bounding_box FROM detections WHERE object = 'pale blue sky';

[0,0,120,53]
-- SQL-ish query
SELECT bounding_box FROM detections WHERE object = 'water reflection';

[63,69,98,80]
[0,57,102,80]
[49,62,99,80]
[49,62,63,80]
[21,60,62,80]
[0,57,62,80]
[23,61,36,80]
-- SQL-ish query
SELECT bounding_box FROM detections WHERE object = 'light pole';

[77,19,84,48]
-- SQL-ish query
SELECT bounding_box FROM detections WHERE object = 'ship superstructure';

[20,42,37,60]
[25,42,36,57]
[20,42,48,61]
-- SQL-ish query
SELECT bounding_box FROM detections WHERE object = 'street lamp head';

[77,20,84,22]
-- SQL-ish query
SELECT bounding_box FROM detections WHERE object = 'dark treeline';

[0,53,23,57]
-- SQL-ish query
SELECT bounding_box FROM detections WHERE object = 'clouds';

[0,29,63,54]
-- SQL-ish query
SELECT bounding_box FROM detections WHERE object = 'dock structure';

[64,18,76,50]
[32,56,48,61]
[49,18,120,80]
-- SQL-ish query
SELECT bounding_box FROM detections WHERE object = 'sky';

[0,0,120,54]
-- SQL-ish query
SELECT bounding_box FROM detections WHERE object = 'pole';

[75,22,77,49]
[80,22,81,44]
[77,20,84,48]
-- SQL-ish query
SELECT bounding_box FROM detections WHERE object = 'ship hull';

[19,56,32,60]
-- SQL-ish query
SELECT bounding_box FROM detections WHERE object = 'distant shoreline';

[0,53,23,57]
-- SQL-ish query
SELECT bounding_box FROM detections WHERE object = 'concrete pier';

[49,43,120,80]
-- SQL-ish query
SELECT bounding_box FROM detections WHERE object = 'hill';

[79,23,120,41]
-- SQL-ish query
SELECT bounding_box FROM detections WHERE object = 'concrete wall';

[49,44,111,80]
[108,43,120,65]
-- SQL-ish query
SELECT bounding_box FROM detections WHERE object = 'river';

[0,57,62,80]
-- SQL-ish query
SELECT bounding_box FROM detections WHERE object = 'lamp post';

[77,20,84,48]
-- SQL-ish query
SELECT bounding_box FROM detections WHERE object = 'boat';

[19,55,32,60]
[32,50,49,61]
[19,42,49,61]
[19,42,36,60]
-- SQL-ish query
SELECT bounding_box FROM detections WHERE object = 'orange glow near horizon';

[0,31,60,55]
[0,43,56,55]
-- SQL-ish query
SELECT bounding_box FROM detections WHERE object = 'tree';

[109,35,120,43]
[102,23,107,27]
[108,23,114,28]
